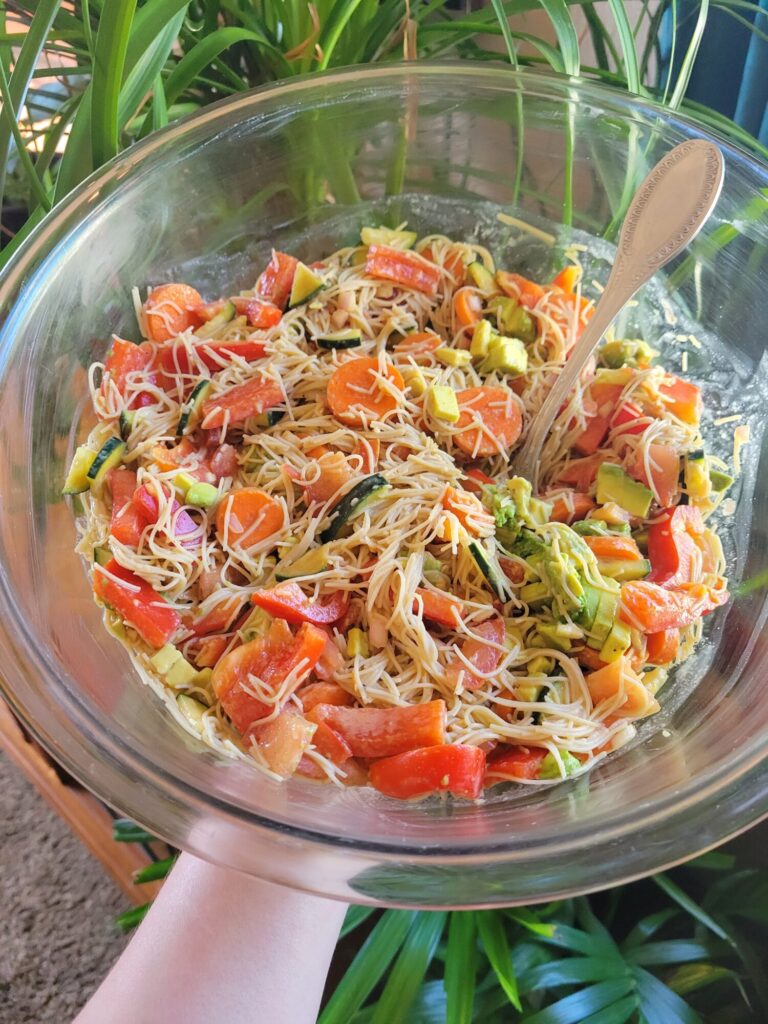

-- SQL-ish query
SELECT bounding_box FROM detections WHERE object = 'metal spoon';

[512,139,724,488]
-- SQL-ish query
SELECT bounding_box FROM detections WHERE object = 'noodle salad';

[64,225,733,800]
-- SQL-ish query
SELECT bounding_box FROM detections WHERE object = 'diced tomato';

[212,619,327,731]
[201,376,284,429]
[611,400,646,435]
[584,535,644,562]
[462,467,494,495]
[415,588,465,628]
[499,556,525,584]
[353,437,380,475]
[312,721,353,764]
[144,284,204,342]
[646,629,679,665]
[647,505,705,586]
[306,700,446,758]
[485,745,548,783]
[93,559,180,649]
[231,296,283,329]
[441,486,494,536]
[659,375,702,425]
[188,595,245,637]
[108,468,145,547]
[297,682,354,712]
[365,245,441,296]
[369,744,485,800]
[496,271,545,309]
[446,616,505,691]
[255,251,298,310]
[102,338,156,409]
[549,491,595,524]
[193,635,228,669]
[160,338,268,376]
[573,383,623,456]
[249,709,316,777]
[313,633,345,681]
[631,443,679,507]
[557,454,601,491]
[619,579,728,633]
[250,582,348,626]
[303,451,354,506]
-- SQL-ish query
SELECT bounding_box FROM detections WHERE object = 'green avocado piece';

[599,619,632,662]
[596,557,651,582]
[709,469,734,493]
[482,335,528,376]
[575,580,602,629]
[586,580,620,650]
[536,622,573,653]
[596,463,653,518]
[599,338,657,369]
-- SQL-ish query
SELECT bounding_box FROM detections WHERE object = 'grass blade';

[91,0,138,167]
[340,905,376,938]
[370,912,447,1024]
[445,912,477,1024]
[476,911,522,1011]
[318,910,415,1024]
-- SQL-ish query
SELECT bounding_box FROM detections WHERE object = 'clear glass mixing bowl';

[0,65,766,908]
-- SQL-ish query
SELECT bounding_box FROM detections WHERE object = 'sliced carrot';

[453,287,483,327]
[549,491,595,524]
[144,284,204,342]
[454,386,523,457]
[441,486,494,536]
[216,488,284,547]
[365,245,441,296]
[585,656,657,718]
[201,376,283,430]
[297,682,355,712]
[420,244,466,283]
[353,437,380,474]
[393,331,442,363]
[415,588,465,628]
[552,265,581,293]
[306,700,446,758]
[659,375,702,425]
[326,356,404,427]
[370,744,485,800]
[496,271,545,309]
[631,442,679,508]
[646,629,679,665]
[584,535,644,562]
[304,451,355,506]
[255,251,298,310]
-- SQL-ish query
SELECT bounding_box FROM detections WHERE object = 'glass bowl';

[0,64,766,908]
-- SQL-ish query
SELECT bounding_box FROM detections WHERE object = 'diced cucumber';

[538,750,581,780]
[481,335,528,376]
[253,409,285,428]
[632,528,649,553]
[596,463,653,518]
[347,628,369,658]
[275,544,330,581]
[86,437,126,489]
[320,474,390,543]
[93,546,111,567]
[176,693,208,733]
[468,540,509,600]
[599,339,657,369]
[316,330,363,350]
[194,299,236,341]
[288,262,324,309]
[165,656,198,689]
[467,261,496,291]
[401,367,427,396]
[488,296,536,344]
[599,619,631,662]
[685,452,711,500]
[119,410,135,441]
[63,445,97,495]
[361,226,417,249]
[709,468,734,493]
[241,605,271,642]
[177,379,213,437]
[520,581,550,608]
[594,367,636,386]
[517,682,546,701]
[150,644,182,675]
[596,557,650,582]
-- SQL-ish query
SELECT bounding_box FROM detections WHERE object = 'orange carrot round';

[144,283,203,342]
[452,287,483,327]
[454,386,523,457]
[216,488,284,547]
[393,331,441,363]
[326,356,404,427]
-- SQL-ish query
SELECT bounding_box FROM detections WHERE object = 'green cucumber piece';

[709,469,734,493]
[194,300,236,341]
[467,260,495,291]
[596,557,651,582]
[288,262,324,309]
[316,330,362,350]
[63,445,97,495]
[86,437,126,489]
[320,474,390,543]
[93,545,111,567]
[275,544,331,581]
[253,409,286,428]
[177,379,213,437]
[119,410,135,441]
[468,540,509,600]
[360,226,417,249]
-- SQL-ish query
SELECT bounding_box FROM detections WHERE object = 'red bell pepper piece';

[201,376,284,430]
[631,443,680,508]
[160,338,268,376]
[619,578,728,633]
[462,467,494,495]
[306,700,446,759]
[365,245,441,296]
[496,271,546,309]
[369,744,486,800]
[611,400,646,435]
[108,468,146,547]
[255,251,299,310]
[93,558,180,649]
[132,482,198,545]
[648,505,706,586]
[573,383,623,456]
[485,745,548,784]
[103,338,158,409]
[212,618,327,732]
[250,582,348,626]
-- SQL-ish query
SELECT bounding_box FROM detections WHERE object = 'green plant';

[2,0,767,273]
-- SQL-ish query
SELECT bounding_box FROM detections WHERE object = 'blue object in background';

[658,0,768,146]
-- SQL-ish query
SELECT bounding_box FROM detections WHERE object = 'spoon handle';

[513,139,725,487]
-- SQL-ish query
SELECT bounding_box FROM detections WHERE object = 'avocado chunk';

[586,579,620,650]
[520,580,550,608]
[288,262,324,308]
[536,622,573,653]
[599,338,657,369]
[599,619,632,662]
[435,347,472,368]
[538,750,581,780]
[709,468,734,493]
[596,557,650,582]
[275,544,331,581]
[176,693,208,733]
[488,296,536,344]
[470,319,493,359]
[575,580,602,630]
[467,260,495,291]
[685,452,712,501]
[482,335,528,376]
[596,463,653,518]
[426,384,460,423]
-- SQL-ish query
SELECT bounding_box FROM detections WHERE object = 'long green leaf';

[117,9,186,130]
[521,957,629,991]
[476,912,522,1011]
[652,874,732,943]
[538,0,580,76]
[445,912,477,1024]
[488,0,518,64]
[0,0,60,210]
[578,996,638,1024]
[0,63,51,212]
[318,910,415,1024]
[523,978,636,1024]
[125,0,192,71]
[626,939,723,966]
[152,74,168,133]
[631,966,702,1024]
[316,0,368,71]
[0,205,45,273]
[370,912,446,1024]
[340,905,376,939]
[91,0,138,167]
[668,0,710,110]
[605,0,641,93]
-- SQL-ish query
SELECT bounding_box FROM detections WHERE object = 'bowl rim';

[0,62,766,892]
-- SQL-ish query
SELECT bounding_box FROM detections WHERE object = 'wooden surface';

[0,698,165,906]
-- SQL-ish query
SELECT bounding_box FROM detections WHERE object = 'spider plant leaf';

[505,908,556,938]
[370,912,446,1024]
[132,855,177,883]
[605,0,642,94]
[668,0,710,109]
[0,63,51,213]
[631,965,703,1024]
[340,904,376,938]
[152,74,168,132]
[318,910,416,1024]
[118,9,186,130]
[91,0,138,167]
[316,0,368,71]
[445,911,477,1024]
[625,939,726,966]
[476,911,522,1011]
[0,206,45,273]
[652,873,733,943]
[488,0,518,65]
[623,909,679,948]
[522,977,636,1024]
[537,0,580,76]
[125,0,192,70]
[0,0,60,210]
